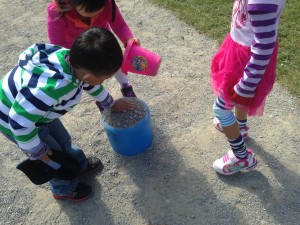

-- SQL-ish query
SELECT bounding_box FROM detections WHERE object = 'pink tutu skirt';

[210,34,278,116]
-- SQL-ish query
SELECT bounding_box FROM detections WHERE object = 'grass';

[149,0,300,97]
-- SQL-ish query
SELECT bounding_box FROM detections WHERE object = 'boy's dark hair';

[69,27,122,76]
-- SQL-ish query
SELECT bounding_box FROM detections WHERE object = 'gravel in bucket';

[103,97,147,129]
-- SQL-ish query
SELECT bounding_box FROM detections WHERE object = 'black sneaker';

[53,183,92,202]
[86,157,104,174]
[121,83,137,97]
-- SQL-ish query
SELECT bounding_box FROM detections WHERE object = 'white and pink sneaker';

[213,149,258,175]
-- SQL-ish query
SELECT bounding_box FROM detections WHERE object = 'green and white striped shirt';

[0,44,113,158]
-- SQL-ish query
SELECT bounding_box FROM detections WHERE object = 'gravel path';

[0,0,299,224]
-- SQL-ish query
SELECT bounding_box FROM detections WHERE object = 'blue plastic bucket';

[102,101,153,156]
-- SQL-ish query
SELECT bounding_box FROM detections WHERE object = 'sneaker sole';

[213,159,258,176]
[53,192,92,202]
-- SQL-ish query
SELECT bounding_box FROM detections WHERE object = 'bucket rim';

[101,100,150,131]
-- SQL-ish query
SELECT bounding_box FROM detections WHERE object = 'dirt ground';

[0,0,299,225]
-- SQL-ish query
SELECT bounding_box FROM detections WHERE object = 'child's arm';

[107,0,135,47]
[46,3,68,48]
[232,1,279,106]
[83,84,135,112]
[83,84,115,109]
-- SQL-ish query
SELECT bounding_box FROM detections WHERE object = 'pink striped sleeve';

[234,3,278,99]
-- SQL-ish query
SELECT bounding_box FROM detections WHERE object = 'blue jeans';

[2,119,88,196]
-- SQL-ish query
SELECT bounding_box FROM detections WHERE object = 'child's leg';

[213,97,246,157]
[213,106,249,139]
[235,107,247,127]
[44,119,103,173]
[49,177,78,197]
[39,119,87,170]
[1,127,78,197]
[39,119,98,200]
[114,68,130,86]
[235,107,249,139]
[212,96,257,175]
[235,107,247,121]
[37,119,85,196]
[2,121,93,201]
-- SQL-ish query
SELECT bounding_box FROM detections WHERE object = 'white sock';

[114,68,130,87]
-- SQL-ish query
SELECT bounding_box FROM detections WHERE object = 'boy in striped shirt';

[0,27,133,202]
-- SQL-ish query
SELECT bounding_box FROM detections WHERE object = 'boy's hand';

[111,98,135,112]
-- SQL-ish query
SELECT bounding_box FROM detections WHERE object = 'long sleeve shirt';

[231,0,286,98]
[0,44,112,159]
